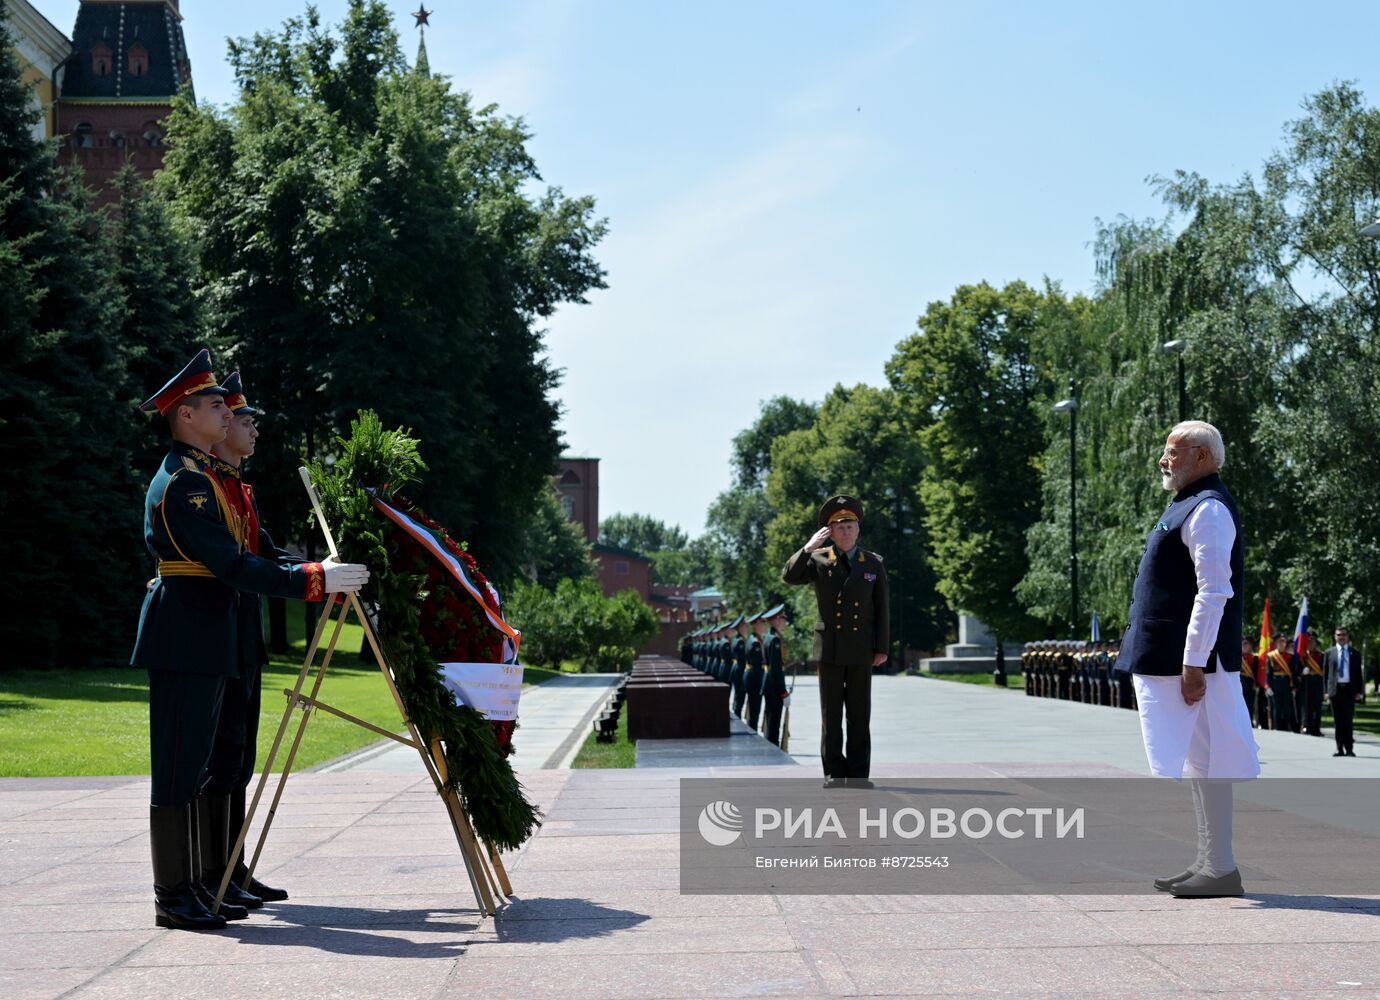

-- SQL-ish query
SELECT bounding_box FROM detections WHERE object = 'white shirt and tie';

[1337,645,1352,685]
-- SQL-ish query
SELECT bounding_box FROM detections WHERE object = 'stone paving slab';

[5,677,1380,997]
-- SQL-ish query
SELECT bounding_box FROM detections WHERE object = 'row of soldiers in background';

[1022,631,1355,737]
[1249,631,1330,735]
[1021,640,1137,709]
[681,606,791,746]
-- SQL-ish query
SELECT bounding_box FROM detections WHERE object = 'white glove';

[322,558,370,593]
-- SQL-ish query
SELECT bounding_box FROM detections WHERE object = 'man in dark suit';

[1324,626,1364,757]
[782,495,889,789]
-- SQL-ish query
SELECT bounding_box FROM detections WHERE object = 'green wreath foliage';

[310,411,539,851]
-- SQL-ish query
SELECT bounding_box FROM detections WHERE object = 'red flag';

[1255,597,1272,686]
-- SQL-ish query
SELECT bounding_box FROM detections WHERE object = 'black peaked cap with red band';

[140,348,228,416]
[219,370,262,416]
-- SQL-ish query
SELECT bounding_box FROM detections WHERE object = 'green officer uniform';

[782,495,889,785]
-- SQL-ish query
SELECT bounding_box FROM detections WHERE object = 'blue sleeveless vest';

[1120,473,1243,676]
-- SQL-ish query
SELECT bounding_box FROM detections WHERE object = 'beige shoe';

[1153,865,1200,892]
[1170,868,1243,898]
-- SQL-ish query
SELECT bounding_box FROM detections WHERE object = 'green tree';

[0,6,137,667]
[648,536,714,587]
[507,578,656,671]
[107,164,205,473]
[520,485,596,589]
[765,384,948,655]
[599,513,688,554]
[704,396,817,607]
[161,0,606,586]
[886,281,1062,646]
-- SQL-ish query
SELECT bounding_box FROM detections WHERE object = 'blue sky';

[38,1,1380,536]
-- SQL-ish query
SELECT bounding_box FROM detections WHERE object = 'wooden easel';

[213,472,513,916]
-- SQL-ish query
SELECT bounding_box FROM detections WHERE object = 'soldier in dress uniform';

[1239,636,1258,726]
[723,623,734,686]
[730,615,749,719]
[131,351,369,930]
[1297,630,1325,736]
[782,495,889,789]
[1265,632,1297,732]
[744,612,767,729]
[200,373,303,908]
[760,604,789,746]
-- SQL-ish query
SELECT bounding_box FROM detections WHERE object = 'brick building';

[555,456,599,543]
[53,0,193,204]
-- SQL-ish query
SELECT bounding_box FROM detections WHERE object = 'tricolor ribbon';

[370,494,521,658]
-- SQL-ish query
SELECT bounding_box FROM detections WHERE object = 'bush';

[507,579,658,671]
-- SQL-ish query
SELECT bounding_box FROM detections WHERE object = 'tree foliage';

[521,485,596,590]
[507,578,658,672]
[705,396,817,608]
[886,281,1057,643]
[765,384,948,654]
[161,0,606,583]
[0,9,161,667]
[599,513,688,554]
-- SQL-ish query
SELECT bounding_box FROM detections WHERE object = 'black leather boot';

[192,796,249,920]
[200,793,263,910]
[151,804,226,930]
[230,786,288,902]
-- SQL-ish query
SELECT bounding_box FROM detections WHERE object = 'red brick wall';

[555,458,599,542]
[594,547,651,600]
[56,103,171,205]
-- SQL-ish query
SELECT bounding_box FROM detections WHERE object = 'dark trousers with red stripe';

[147,669,226,807]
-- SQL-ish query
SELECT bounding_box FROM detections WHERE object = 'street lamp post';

[1053,384,1079,640]
[1159,339,1186,422]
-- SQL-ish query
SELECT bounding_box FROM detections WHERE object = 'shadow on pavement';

[216,897,651,957]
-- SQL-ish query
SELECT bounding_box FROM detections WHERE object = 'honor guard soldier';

[717,620,731,702]
[729,615,749,719]
[782,495,889,789]
[760,605,789,746]
[1239,636,1258,725]
[131,351,369,931]
[1297,630,1325,736]
[202,373,303,907]
[744,612,767,729]
[1265,633,1297,731]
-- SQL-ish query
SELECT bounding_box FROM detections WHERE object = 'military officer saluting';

[782,495,889,789]
[132,350,369,931]
[760,604,790,746]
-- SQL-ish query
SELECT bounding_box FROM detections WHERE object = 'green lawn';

[571,704,635,768]
[0,609,562,777]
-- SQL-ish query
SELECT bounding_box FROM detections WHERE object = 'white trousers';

[1133,669,1260,781]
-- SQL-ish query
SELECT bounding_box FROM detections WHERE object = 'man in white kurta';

[1125,421,1259,897]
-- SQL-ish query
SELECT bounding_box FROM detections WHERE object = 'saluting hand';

[322,558,370,593]
[804,526,833,553]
